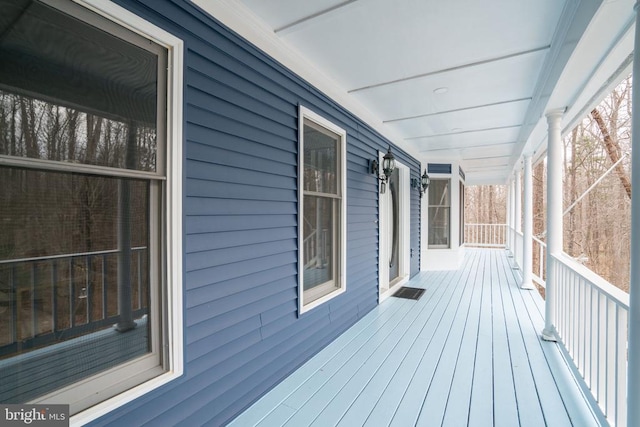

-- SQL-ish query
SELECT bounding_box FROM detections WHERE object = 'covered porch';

[231,249,603,426]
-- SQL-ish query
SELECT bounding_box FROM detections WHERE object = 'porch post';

[510,177,517,254]
[542,109,563,341]
[627,2,640,424]
[514,169,522,264]
[522,154,534,290]
[515,169,522,234]
[505,177,511,250]
[116,122,137,332]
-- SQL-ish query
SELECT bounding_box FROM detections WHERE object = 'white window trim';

[64,1,184,425]
[298,106,347,314]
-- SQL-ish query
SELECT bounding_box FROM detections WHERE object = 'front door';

[379,159,410,300]
[388,168,400,283]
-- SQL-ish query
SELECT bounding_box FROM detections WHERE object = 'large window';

[0,0,182,420]
[428,179,451,248]
[298,107,346,313]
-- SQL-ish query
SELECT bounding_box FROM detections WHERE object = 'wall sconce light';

[370,146,396,193]
[411,169,430,198]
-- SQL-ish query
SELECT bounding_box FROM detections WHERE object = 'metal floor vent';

[393,286,426,301]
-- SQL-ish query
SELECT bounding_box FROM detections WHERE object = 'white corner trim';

[191,0,420,161]
[68,1,184,425]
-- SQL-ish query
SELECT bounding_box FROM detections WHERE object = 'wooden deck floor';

[230,249,603,426]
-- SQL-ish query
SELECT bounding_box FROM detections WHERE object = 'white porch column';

[505,177,512,251]
[542,109,563,341]
[521,155,534,290]
[514,170,522,263]
[627,2,640,424]
[510,177,517,254]
[515,170,522,234]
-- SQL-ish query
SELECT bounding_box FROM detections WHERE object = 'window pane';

[0,1,158,171]
[0,167,151,402]
[303,195,337,300]
[303,121,338,194]
[428,179,450,206]
[429,207,450,247]
[428,179,450,248]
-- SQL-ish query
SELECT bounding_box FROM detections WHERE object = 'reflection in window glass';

[0,0,165,413]
[0,0,158,172]
[0,91,157,171]
[428,179,451,248]
[0,168,152,402]
[301,115,343,307]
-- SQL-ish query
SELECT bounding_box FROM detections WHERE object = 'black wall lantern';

[370,146,396,193]
[412,169,430,198]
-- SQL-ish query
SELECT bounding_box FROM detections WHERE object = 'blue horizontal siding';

[90,0,421,426]
[428,163,453,174]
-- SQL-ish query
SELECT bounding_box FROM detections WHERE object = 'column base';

[541,327,557,342]
[520,281,535,290]
[115,320,137,332]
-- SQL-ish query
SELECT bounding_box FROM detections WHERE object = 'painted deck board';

[230,249,603,427]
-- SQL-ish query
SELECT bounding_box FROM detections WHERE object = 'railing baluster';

[598,292,607,404]
[52,260,58,334]
[86,255,91,323]
[11,264,17,343]
[69,258,74,328]
[31,262,37,338]
[102,254,107,319]
[616,306,628,427]
[584,287,598,387]
[577,276,583,371]
[605,299,615,419]
[137,249,142,310]
[539,245,543,280]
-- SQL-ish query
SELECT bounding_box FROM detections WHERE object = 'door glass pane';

[302,195,335,299]
[303,122,338,194]
[0,167,151,402]
[388,168,399,281]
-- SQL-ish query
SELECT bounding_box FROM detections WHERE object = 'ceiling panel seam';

[421,141,517,153]
[406,124,521,141]
[383,97,533,123]
[274,0,362,34]
[348,45,551,93]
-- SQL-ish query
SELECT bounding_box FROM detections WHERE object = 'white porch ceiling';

[195,0,636,184]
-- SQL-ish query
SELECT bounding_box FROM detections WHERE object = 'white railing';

[552,254,628,427]
[303,229,329,268]
[532,236,546,287]
[467,220,627,424]
[0,247,148,357]
[514,230,524,271]
[464,223,506,248]
[303,230,318,268]
[465,223,544,287]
